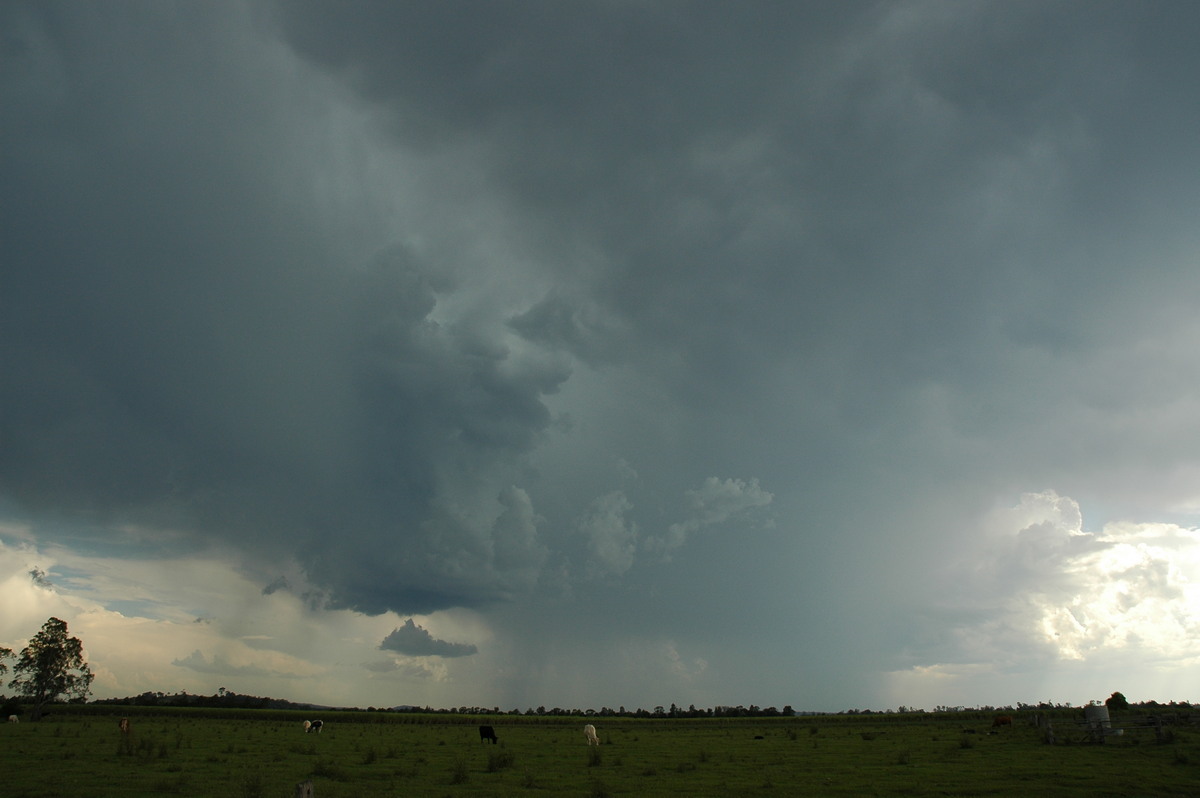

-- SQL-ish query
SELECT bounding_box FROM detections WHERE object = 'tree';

[9,617,94,720]
[1105,691,1130,711]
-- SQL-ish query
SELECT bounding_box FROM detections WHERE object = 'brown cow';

[119,717,130,734]
[992,715,1013,728]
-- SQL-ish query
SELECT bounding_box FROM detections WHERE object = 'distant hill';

[90,691,329,711]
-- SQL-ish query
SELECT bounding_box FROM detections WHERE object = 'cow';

[119,718,130,734]
[8,715,17,723]
[992,715,1013,728]
[479,724,498,744]
[584,723,599,746]
[306,720,324,733]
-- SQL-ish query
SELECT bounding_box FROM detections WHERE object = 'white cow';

[7,715,17,723]
[584,723,599,746]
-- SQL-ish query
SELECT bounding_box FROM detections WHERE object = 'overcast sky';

[4,0,1200,713]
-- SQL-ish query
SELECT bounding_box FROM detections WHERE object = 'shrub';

[239,773,263,798]
[487,748,515,772]
[311,760,350,781]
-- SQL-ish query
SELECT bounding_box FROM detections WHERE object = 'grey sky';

[4,0,1200,712]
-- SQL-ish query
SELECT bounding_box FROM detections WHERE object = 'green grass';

[2,709,1199,796]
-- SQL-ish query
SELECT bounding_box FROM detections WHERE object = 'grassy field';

[4,708,1200,796]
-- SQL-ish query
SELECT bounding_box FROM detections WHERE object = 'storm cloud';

[5,0,1200,712]
[380,619,478,659]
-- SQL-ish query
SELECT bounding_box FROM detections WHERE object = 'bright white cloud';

[887,491,1200,709]
[0,534,496,706]
[0,535,88,649]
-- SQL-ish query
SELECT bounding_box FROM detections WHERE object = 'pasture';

[4,708,1200,796]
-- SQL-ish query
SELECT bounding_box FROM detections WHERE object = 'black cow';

[306,720,324,734]
[479,724,498,744]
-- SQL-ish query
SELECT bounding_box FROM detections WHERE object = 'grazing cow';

[307,720,324,733]
[584,723,599,746]
[8,715,18,723]
[992,715,1013,728]
[479,724,498,744]
[119,718,130,734]
[303,720,311,732]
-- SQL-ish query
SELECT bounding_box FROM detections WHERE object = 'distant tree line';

[368,703,799,718]
[70,690,1200,718]
[86,696,800,717]
[91,689,316,711]
[78,695,1197,719]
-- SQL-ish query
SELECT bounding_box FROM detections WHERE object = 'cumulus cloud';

[0,539,85,648]
[379,619,478,658]
[895,491,1200,704]
[646,477,774,557]
[509,291,633,366]
[579,491,638,578]
[490,486,548,591]
[1038,519,1200,661]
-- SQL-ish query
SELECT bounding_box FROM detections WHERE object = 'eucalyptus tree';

[9,617,94,720]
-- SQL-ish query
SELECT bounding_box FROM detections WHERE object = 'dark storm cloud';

[29,568,53,589]
[261,577,289,596]
[379,619,478,658]
[270,0,1200,422]
[0,1,566,615]
[7,0,1200,710]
